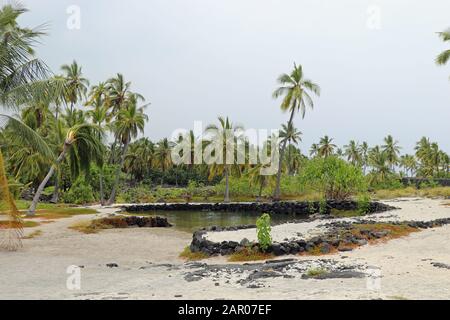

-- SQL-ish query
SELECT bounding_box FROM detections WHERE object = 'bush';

[299,156,367,200]
[357,193,371,214]
[61,178,95,205]
[256,213,272,251]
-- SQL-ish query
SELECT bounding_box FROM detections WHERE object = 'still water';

[130,210,309,233]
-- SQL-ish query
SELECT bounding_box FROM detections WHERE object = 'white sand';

[0,198,449,300]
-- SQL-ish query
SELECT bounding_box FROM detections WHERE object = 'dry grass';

[373,186,450,200]
[0,220,40,229]
[228,247,274,262]
[352,223,419,241]
[23,207,97,220]
[68,220,110,234]
[22,230,43,239]
[179,246,209,261]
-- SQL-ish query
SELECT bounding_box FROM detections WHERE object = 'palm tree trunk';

[107,142,129,205]
[99,168,105,206]
[288,142,292,175]
[28,143,69,216]
[273,108,296,201]
[50,176,59,203]
[224,166,230,203]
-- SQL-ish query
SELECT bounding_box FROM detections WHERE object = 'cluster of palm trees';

[0,5,149,214]
[304,134,449,183]
[0,3,449,213]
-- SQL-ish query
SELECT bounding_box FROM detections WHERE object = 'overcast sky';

[16,0,450,154]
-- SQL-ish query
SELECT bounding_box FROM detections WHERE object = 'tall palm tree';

[154,138,173,184]
[61,61,89,112]
[309,143,319,158]
[343,140,361,166]
[279,122,302,175]
[272,63,320,200]
[106,102,147,205]
[26,120,103,215]
[205,116,244,203]
[360,141,369,174]
[368,146,391,184]
[318,135,336,158]
[0,4,54,249]
[436,28,450,67]
[382,135,401,171]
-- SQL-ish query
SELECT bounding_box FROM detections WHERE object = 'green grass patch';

[305,268,328,278]
[179,246,209,261]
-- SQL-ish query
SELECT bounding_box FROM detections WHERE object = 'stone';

[240,238,250,246]
[106,263,118,268]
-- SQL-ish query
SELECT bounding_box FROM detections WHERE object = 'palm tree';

[436,28,450,67]
[382,135,401,171]
[205,116,244,202]
[309,143,319,158]
[272,63,320,200]
[279,122,302,175]
[318,135,336,158]
[125,138,155,181]
[106,102,147,205]
[0,4,53,249]
[61,61,89,112]
[343,140,361,166]
[368,146,391,184]
[26,120,103,215]
[400,154,417,177]
[154,138,173,184]
[360,141,369,174]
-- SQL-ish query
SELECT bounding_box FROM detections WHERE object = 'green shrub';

[299,156,367,200]
[256,213,272,251]
[357,193,371,214]
[319,198,327,214]
[62,178,95,205]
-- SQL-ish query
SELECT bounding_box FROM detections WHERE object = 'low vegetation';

[0,220,40,229]
[256,213,272,251]
[305,268,329,278]
[179,246,209,261]
[228,247,274,262]
[22,230,43,239]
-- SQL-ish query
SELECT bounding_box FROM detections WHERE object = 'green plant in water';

[357,193,371,214]
[256,213,272,251]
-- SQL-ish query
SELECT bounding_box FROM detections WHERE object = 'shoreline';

[0,197,449,300]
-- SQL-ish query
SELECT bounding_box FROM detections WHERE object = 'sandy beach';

[0,198,449,300]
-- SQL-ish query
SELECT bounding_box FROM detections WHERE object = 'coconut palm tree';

[106,101,147,205]
[272,63,320,200]
[205,116,244,202]
[309,143,319,158]
[360,141,369,174]
[400,154,417,177]
[318,135,336,158]
[61,61,89,112]
[436,28,450,67]
[368,146,391,184]
[382,135,401,171]
[343,140,361,166]
[27,120,104,215]
[154,138,173,184]
[279,122,302,175]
